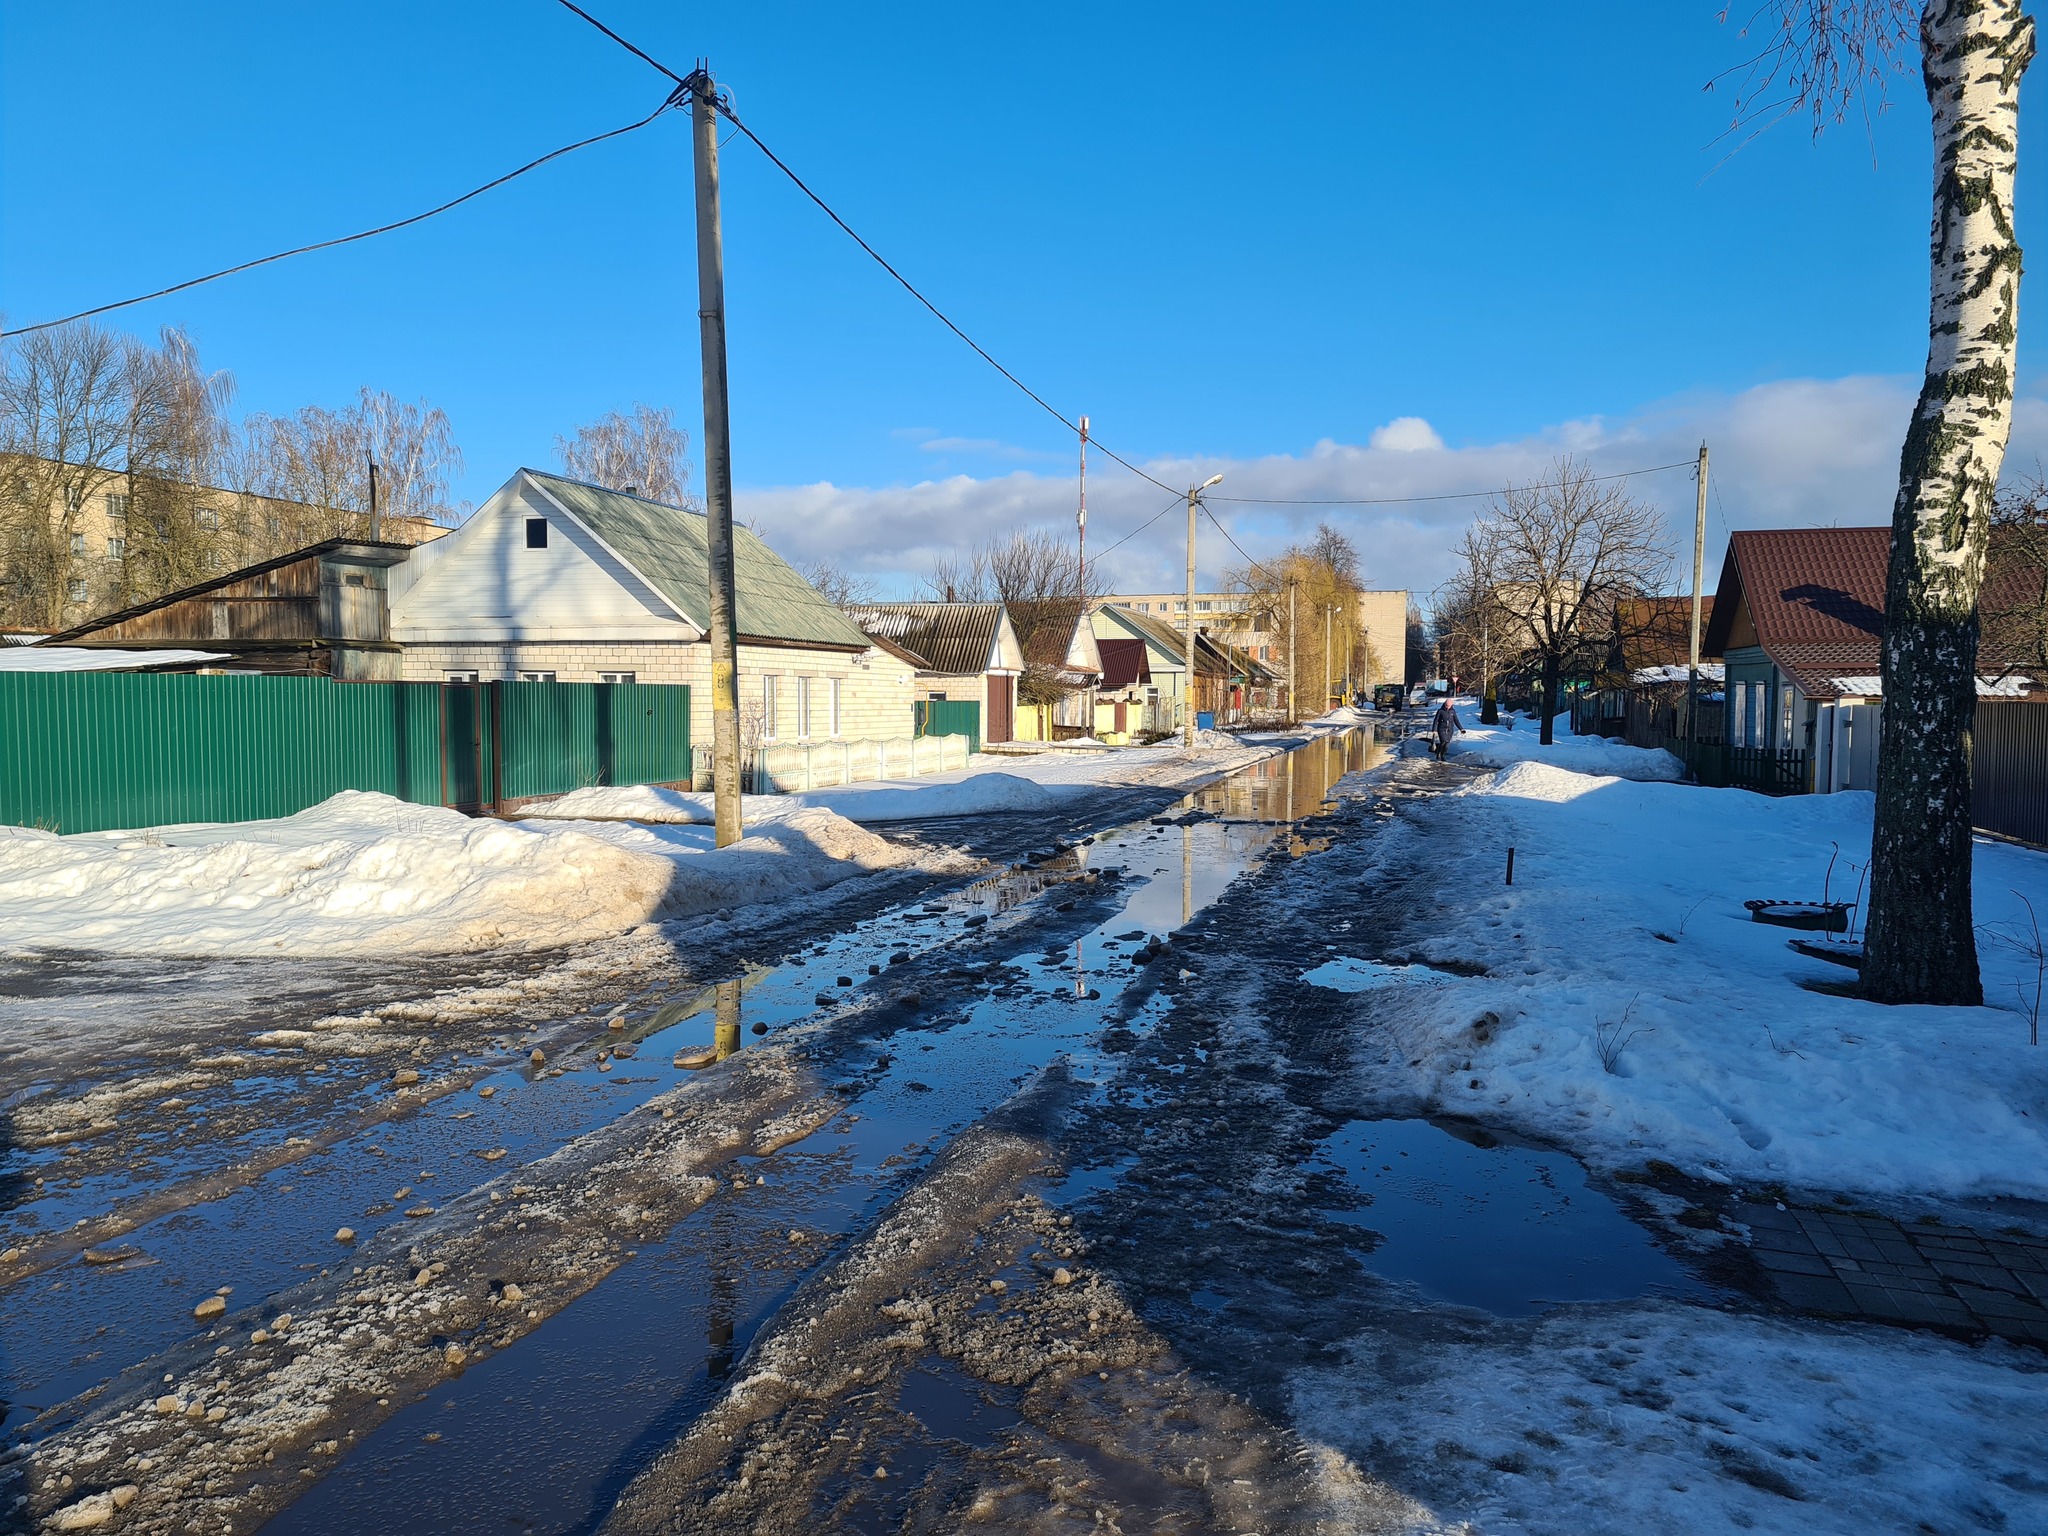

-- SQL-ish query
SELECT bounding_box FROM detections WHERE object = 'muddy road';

[2,723,1818,1534]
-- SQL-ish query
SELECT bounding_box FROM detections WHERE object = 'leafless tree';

[122,328,240,603]
[555,403,699,510]
[1719,2,2034,1005]
[244,388,463,546]
[796,556,876,609]
[0,323,131,629]
[924,530,1092,704]
[1984,478,2048,683]
[1453,457,1669,745]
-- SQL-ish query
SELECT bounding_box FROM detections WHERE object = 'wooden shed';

[45,539,413,679]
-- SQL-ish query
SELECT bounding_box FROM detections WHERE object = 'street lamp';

[1185,474,1224,749]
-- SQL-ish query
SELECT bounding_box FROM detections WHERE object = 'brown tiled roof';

[1703,525,2032,700]
[1097,637,1150,689]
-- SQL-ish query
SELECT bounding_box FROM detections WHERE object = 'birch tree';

[555,404,699,510]
[1726,2,2034,1004]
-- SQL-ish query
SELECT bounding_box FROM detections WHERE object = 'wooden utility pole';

[692,65,744,848]
[1687,440,1709,746]
[1184,485,1198,750]
[366,454,380,542]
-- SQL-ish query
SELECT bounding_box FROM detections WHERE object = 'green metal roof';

[525,471,871,650]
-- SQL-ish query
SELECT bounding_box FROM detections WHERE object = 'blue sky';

[4,2,2040,595]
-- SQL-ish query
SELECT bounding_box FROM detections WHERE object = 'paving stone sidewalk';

[1735,1200,2048,1344]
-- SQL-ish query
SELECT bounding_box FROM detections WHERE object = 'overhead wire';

[1205,459,1700,506]
[0,97,681,339]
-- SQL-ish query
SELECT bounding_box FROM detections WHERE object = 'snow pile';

[0,791,927,957]
[1446,710,1685,782]
[1306,705,1369,727]
[1355,757,2048,1199]
[1188,728,1241,749]
[0,646,227,673]
[530,773,1065,826]
[1632,662,1725,685]
[1057,736,1112,748]
[1295,1303,2048,1536]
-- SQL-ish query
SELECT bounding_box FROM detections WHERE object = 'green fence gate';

[914,698,981,756]
[0,672,691,835]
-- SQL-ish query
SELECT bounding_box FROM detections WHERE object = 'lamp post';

[1184,473,1223,749]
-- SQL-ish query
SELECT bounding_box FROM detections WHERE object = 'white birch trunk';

[1864,0,2035,1005]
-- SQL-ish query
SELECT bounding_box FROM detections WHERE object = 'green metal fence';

[914,698,981,756]
[0,673,691,834]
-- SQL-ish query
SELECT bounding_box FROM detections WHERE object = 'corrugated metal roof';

[844,602,1006,675]
[1097,636,1150,689]
[527,471,872,651]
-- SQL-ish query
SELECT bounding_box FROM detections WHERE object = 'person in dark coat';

[1431,699,1463,759]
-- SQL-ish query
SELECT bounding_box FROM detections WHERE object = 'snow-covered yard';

[0,790,936,957]
[1328,756,2048,1202]
[1445,708,1685,782]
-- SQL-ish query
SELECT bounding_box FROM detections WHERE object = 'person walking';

[1431,698,1463,760]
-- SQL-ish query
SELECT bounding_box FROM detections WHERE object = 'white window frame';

[516,670,557,683]
[828,677,842,737]
[106,536,125,560]
[443,669,480,684]
[105,493,129,521]
[796,675,813,740]
[69,532,86,557]
[762,675,779,740]
[597,671,636,685]
[197,507,219,531]
[66,578,87,603]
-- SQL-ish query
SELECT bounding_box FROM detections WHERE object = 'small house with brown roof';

[844,601,1024,744]
[1704,526,2034,792]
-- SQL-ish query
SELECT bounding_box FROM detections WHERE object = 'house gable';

[389,476,691,644]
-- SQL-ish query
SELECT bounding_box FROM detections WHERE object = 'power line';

[1089,490,1187,561]
[547,3,1189,501]
[0,98,681,339]
[1205,459,1699,507]
[1201,501,1259,571]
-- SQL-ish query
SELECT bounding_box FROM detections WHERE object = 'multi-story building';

[1094,587,1410,691]
[1,456,444,633]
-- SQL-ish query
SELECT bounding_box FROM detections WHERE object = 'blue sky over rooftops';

[4,2,2041,594]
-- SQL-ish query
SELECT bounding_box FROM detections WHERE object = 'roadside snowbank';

[1294,1302,2047,1536]
[0,791,926,957]
[1306,705,1370,728]
[1446,709,1684,782]
[529,774,1065,826]
[1350,758,2048,1199]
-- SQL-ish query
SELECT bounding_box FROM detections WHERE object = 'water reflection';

[1188,728,1386,824]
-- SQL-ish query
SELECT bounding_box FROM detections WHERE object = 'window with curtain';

[796,676,813,740]
[763,676,778,740]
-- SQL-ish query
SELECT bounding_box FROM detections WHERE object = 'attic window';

[525,517,548,549]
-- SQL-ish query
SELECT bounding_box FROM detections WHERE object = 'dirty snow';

[1356,757,2048,1200]
[1294,1302,2048,1536]
[529,773,1065,825]
[0,790,929,957]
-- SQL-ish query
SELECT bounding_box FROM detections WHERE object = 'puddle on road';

[1313,1117,1716,1316]
[262,735,1379,1535]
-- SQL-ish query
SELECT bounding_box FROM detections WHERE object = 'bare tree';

[121,328,242,603]
[923,530,1092,703]
[1984,479,2048,681]
[1455,457,1669,745]
[245,388,463,546]
[555,404,700,510]
[1723,2,2033,1005]
[796,556,876,609]
[0,323,131,629]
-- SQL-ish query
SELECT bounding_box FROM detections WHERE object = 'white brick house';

[389,470,916,777]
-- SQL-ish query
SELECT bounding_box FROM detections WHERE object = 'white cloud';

[737,375,2045,605]
[1367,416,1445,452]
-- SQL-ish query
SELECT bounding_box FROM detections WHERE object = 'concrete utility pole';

[1184,474,1222,748]
[1077,414,1089,592]
[1287,579,1297,722]
[1323,604,1334,714]
[1687,440,1709,746]
[692,65,744,849]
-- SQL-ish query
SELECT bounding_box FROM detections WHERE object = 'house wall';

[396,638,916,778]
[390,481,688,643]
